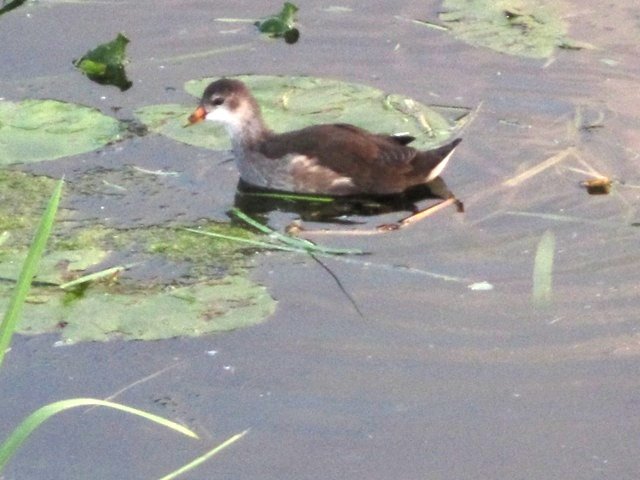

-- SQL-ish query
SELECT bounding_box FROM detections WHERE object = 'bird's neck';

[223,97,272,152]
[227,115,271,153]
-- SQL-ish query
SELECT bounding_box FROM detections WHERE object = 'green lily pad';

[0,275,274,343]
[0,245,275,343]
[136,75,466,152]
[1,231,275,343]
[439,0,591,58]
[0,99,122,166]
[0,169,276,342]
[255,2,300,43]
[73,33,132,91]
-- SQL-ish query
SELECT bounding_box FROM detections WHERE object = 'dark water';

[1,1,640,479]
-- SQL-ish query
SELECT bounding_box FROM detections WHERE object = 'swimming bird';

[188,78,461,196]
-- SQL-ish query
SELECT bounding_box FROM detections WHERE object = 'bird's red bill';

[188,105,206,124]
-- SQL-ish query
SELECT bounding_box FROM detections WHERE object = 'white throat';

[205,103,268,150]
[205,107,243,135]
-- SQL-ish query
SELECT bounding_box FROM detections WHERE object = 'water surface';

[1,1,639,479]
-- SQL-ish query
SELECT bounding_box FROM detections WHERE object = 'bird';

[188,78,461,196]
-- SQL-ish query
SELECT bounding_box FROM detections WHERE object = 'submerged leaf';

[532,230,555,307]
[0,99,122,166]
[439,0,590,58]
[73,33,132,90]
[136,75,467,152]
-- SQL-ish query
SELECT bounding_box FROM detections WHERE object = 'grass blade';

[240,191,335,203]
[0,398,198,472]
[230,207,314,247]
[157,430,248,480]
[0,179,63,368]
[58,263,138,289]
[230,208,365,255]
[182,228,302,252]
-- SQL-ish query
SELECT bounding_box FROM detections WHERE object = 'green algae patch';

[146,224,256,260]
[136,75,469,152]
[0,171,252,269]
[0,99,122,166]
[0,171,60,242]
[439,0,592,59]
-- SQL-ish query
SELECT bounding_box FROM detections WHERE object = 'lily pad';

[0,99,122,166]
[1,232,275,343]
[73,33,132,91]
[135,75,466,152]
[0,169,276,342]
[0,275,274,343]
[0,245,276,343]
[439,0,590,58]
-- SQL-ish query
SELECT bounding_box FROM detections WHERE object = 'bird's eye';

[211,96,224,106]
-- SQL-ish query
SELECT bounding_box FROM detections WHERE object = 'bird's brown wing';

[260,123,418,175]
[259,124,459,194]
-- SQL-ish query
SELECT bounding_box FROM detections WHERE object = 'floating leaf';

[439,0,591,58]
[73,33,132,91]
[255,2,300,43]
[0,169,276,342]
[0,228,275,343]
[0,273,275,343]
[75,58,107,76]
[136,75,467,152]
[0,99,122,166]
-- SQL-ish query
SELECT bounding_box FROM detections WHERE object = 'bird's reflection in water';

[233,177,462,227]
